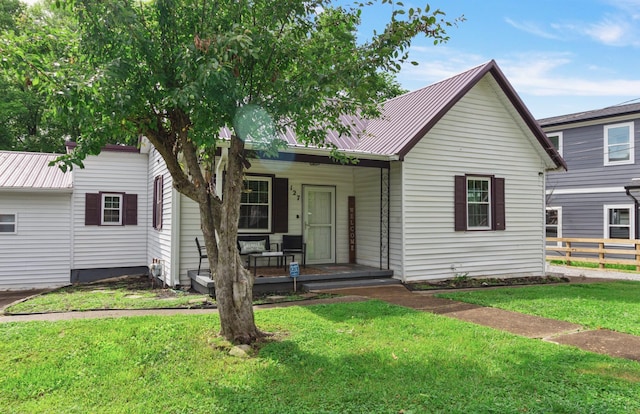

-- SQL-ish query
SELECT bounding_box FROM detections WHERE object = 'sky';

[354,0,640,119]
[21,0,640,119]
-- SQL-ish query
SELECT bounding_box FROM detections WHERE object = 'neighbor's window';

[604,122,634,166]
[546,207,562,246]
[102,193,123,225]
[546,132,563,157]
[604,205,633,240]
[239,176,271,232]
[0,213,16,233]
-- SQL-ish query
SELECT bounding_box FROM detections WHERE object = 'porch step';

[188,271,215,296]
[303,277,401,291]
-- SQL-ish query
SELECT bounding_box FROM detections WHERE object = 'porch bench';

[237,235,279,268]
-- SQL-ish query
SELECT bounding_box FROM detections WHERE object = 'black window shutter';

[124,193,138,226]
[272,177,288,233]
[85,193,101,225]
[454,176,466,231]
[493,177,505,230]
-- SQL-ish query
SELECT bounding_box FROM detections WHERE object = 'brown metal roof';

[0,151,73,191]
[352,60,566,170]
[538,102,640,128]
[165,60,567,171]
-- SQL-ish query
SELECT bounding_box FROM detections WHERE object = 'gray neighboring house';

[539,103,640,241]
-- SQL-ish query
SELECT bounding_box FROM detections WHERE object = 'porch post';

[380,167,390,270]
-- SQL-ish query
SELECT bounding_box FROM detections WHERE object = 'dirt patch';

[407,275,570,291]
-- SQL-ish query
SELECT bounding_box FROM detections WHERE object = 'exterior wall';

[177,158,372,286]
[397,77,549,282]
[353,168,382,268]
[546,192,633,239]
[545,118,640,240]
[547,119,640,190]
[146,147,174,285]
[71,150,149,278]
[0,191,72,289]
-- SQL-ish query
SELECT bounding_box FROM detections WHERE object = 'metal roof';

[0,151,73,191]
[538,102,640,128]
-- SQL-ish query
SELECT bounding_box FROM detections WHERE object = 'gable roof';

[538,102,640,128]
[355,60,566,170]
[0,151,73,192]
[259,60,565,170]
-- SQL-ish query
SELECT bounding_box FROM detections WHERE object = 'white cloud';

[504,18,560,40]
[399,49,640,99]
[500,54,640,97]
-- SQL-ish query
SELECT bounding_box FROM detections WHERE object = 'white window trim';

[0,212,17,234]
[546,132,563,157]
[101,193,123,226]
[546,206,562,246]
[604,122,634,166]
[239,176,272,233]
[466,176,491,230]
[603,204,634,243]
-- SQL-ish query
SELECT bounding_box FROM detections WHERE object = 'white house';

[0,60,565,290]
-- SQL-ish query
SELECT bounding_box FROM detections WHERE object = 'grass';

[438,281,640,336]
[4,279,329,314]
[4,284,213,314]
[1,300,640,413]
[549,259,639,272]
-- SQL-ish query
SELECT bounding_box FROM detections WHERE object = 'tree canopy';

[0,0,82,152]
[41,0,457,343]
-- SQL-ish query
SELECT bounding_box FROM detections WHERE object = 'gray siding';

[547,192,634,239]
[547,119,640,190]
[544,116,640,240]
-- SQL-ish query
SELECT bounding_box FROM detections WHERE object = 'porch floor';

[188,263,396,295]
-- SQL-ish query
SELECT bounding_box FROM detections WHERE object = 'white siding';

[398,77,548,281]
[354,168,381,267]
[388,161,404,279]
[72,151,149,269]
[146,148,174,285]
[0,192,72,289]
[177,159,364,285]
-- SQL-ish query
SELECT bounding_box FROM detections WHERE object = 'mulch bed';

[407,275,570,291]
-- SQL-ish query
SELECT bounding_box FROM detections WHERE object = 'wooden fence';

[546,237,640,271]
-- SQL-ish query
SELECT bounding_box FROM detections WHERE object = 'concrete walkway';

[2,270,640,362]
[316,284,640,362]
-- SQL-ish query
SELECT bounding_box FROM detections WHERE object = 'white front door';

[303,185,336,264]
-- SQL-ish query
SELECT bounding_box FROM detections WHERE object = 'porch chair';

[195,237,208,274]
[281,235,306,268]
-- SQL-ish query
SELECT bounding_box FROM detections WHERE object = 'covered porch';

[188,263,397,296]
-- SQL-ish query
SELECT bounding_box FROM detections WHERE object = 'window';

[546,207,562,245]
[153,176,163,230]
[604,122,634,166]
[454,175,505,231]
[604,205,634,240]
[102,194,122,225]
[546,132,563,157]
[85,193,138,226]
[0,213,16,234]
[467,177,491,229]
[239,176,272,232]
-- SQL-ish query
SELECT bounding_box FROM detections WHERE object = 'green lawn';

[1,301,639,413]
[4,284,213,314]
[438,281,640,336]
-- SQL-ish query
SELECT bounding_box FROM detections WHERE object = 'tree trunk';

[202,136,264,344]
